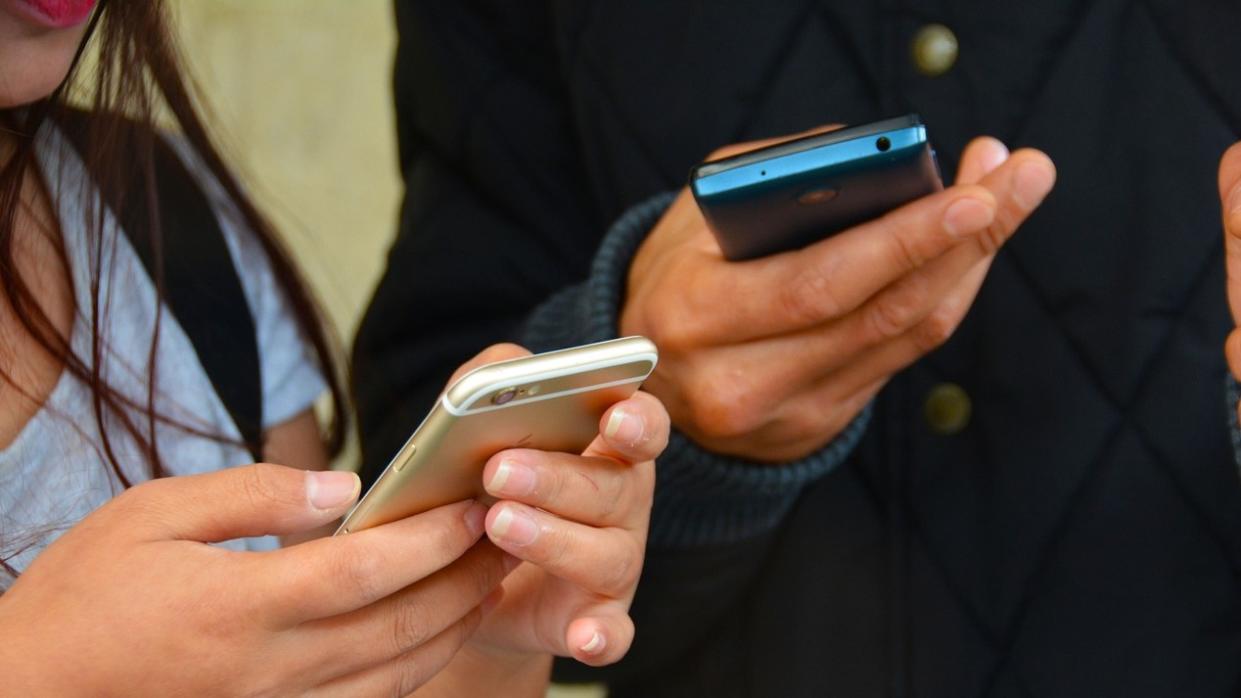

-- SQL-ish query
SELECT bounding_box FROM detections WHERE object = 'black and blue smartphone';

[690,114,943,261]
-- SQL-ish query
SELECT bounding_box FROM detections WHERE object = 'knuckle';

[541,527,575,571]
[392,613,478,697]
[912,304,960,351]
[596,537,644,598]
[885,225,926,271]
[392,663,435,698]
[390,594,435,654]
[598,551,640,596]
[571,468,618,520]
[240,463,297,510]
[330,543,383,603]
[107,479,175,531]
[640,299,699,353]
[109,479,155,513]
[867,279,926,341]
[539,464,568,507]
[974,218,1010,255]
[423,509,475,562]
[778,263,846,325]
[685,372,766,441]
[470,556,503,601]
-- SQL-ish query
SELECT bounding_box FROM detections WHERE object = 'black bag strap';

[56,111,265,461]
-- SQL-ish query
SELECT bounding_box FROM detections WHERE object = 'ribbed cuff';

[520,191,871,549]
[1226,374,1241,479]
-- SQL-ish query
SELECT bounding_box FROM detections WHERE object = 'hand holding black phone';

[690,114,943,260]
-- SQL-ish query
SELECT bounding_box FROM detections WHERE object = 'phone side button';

[393,442,417,472]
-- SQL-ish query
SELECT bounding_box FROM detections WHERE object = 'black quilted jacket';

[354,2,1241,696]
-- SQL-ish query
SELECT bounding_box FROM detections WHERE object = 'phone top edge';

[691,127,929,200]
[444,336,658,411]
[440,372,652,417]
[690,114,925,183]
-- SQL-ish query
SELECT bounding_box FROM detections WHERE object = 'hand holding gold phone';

[337,337,658,534]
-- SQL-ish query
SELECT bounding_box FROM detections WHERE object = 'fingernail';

[487,459,536,496]
[942,198,994,238]
[978,139,1010,174]
[580,631,607,656]
[604,407,645,446]
[306,470,359,511]
[489,506,539,546]
[463,500,488,538]
[1012,161,1054,211]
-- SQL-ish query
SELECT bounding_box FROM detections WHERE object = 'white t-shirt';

[0,126,326,585]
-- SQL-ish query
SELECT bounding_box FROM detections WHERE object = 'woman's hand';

[0,464,515,696]
[420,344,670,695]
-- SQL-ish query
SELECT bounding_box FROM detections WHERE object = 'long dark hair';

[0,1,347,569]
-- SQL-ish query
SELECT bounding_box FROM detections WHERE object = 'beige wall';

[172,5,599,697]
[173,0,400,343]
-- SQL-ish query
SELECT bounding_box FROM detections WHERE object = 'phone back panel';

[691,115,943,260]
[338,338,657,534]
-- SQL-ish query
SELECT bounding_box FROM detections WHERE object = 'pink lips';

[16,0,97,28]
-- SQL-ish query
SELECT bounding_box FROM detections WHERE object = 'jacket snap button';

[924,382,971,435]
[911,24,958,77]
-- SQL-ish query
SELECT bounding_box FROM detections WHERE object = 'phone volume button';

[393,442,417,472]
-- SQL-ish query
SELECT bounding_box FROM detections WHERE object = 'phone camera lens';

[493,388,518,405]
[876,136,891,152]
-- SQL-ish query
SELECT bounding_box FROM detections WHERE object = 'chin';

[0,74,68,109]
[0,22,88,109]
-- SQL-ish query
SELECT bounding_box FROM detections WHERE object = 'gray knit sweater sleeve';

[518,192,871,549]
[1227,375,1241,478]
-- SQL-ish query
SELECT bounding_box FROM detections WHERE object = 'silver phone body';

[337,337,658,534]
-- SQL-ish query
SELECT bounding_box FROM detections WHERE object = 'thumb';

[114,464,360,543]
[563,604,636,667]
[1220,142,1241,326]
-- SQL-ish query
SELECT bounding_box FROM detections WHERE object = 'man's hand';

[621,129,1056,461]
[1219,143,1241,403]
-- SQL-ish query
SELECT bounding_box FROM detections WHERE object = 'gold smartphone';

[336,336,659,535]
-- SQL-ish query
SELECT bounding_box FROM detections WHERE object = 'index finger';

[1219,142,1241,325]
[255,499,489,625]
[446,344,532,386]
[584,391,670,465]
[699,149,1055,341]
[690,180,991,341]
